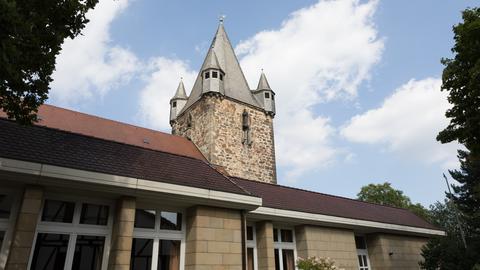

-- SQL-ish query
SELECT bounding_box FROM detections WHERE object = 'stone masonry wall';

[173,95,277,183]
[185,206,243,270]
[366,233,428,270]
[295,226,358,270]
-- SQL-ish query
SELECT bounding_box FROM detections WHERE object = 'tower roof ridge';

[180,22,261,114]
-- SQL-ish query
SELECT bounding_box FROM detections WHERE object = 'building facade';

[0,22,443,270]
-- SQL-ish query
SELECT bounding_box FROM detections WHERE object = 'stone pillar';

[295,225,358,270]
[6,185,44,270]
[255,221,275,270]
[185,206,242,270]
[366,233,428,270]
[108,196,136,270]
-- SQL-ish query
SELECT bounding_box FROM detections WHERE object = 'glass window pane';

[362,255,368,266]
[355,236,366,249]
[274,249,280,270]
[265,92,270,99]
[273,229,278,242]
[80,204,109,225]
[30,233,69,270]
[157,240,180,270]
[282,249,295,270]
[246,226,253,241]
[0,194,14,219]
[358,255,363,266]
[0,231,5,248]
[160,212,182,231]
[131,238,153,270]
[247,247,255,270]
[205,72,210,79]
[281,229,293,243]
[72,235,105,270]
[135,209,156,229]
[212,71,218,78]
[41,200,75,223]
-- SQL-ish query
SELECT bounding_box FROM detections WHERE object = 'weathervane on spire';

[219,15,226,24]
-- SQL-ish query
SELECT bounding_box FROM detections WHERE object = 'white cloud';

[137,58,196,131]
[50,0,139,104]
[341,78,459,168]
[236,0,384,181]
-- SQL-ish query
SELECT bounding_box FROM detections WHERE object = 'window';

[0,189,20,269]
[242,110,252,146]
[273,228,296,270]
[264,92,270,99]
[205,71,210,79]
[246,225,257,270]
[212,71,218,78]
[220,73,223,80]
[355,236,370,270]
[172,101,177,108]
[29,196,112,270]
[131,208,184,270]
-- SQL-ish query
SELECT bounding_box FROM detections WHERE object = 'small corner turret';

[170,79,188,123]
[253,71,276,116]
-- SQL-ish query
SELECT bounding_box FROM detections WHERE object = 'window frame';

[0,188,21,269]
[28,194,114,270]
[132,204,186,270]
[246,223,258,270]
[355,235,371,270]
[273,226,297,270]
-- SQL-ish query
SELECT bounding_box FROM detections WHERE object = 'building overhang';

[248,206,445,237]
[0,157,262,211]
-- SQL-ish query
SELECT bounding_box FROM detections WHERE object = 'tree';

[421,7,480,269]
[0,0,99,124]
[357,182,431,220]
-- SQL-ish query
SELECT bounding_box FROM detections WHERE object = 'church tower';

[170,21,277,184]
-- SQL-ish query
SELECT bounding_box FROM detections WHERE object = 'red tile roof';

[232,177,438,230]
[0,119,250,196]
[0,105,206,161]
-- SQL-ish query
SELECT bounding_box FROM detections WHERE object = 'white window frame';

[132,204,186,270]
[0,188,21,269]
[27,193,114,270]
[355,235,371,270]
[246,223,258,270]
[273,226,298,270]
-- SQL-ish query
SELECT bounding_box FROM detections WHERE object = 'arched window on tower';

[187,113,193,128]
[242,110,252,146]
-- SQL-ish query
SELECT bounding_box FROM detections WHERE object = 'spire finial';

[219,15,226,24]
[180,76,183,81]
[261,68,264,73]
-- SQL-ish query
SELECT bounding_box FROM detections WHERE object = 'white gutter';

[251,207,445,236]
[0,157,262,207]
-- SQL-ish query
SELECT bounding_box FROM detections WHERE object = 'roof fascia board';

[0,157,262,207]
[251,207,445,237]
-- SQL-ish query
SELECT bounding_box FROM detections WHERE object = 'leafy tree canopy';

[0,0,99,124]
[357,182,430,221]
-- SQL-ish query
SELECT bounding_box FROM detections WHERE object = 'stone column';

[6,185,44,270]
[185,206,242,270]
[256,221,275,270]
[108,196,136,270]
[295,225,358,270]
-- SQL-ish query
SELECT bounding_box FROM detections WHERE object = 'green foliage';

[297,257,341,270]
[422,7,480,269]
[357,182,430,220]
[0,0,99,124]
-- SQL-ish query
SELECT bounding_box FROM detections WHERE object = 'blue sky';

[48,0,477,206]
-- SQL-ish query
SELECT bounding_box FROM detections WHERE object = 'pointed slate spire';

[173,79,188,99]
[256,71,272,91]
[180,21,261,114]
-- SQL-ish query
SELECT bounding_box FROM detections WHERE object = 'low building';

[0,22,442,270]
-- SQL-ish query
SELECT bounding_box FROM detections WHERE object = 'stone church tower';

[170,22,277,183]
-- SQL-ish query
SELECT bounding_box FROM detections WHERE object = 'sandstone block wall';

[185,206,243,270]
[6,186,44,270]
[173,95,277,183]
[295,226,358,270]
[366,233,428,270]
[108,196,136,270]
[256,221,275,270]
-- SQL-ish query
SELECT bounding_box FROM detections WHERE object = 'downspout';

[241,210,247,270]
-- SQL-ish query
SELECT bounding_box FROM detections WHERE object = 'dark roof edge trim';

[251,206,445,237]
[0,157,262,207]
